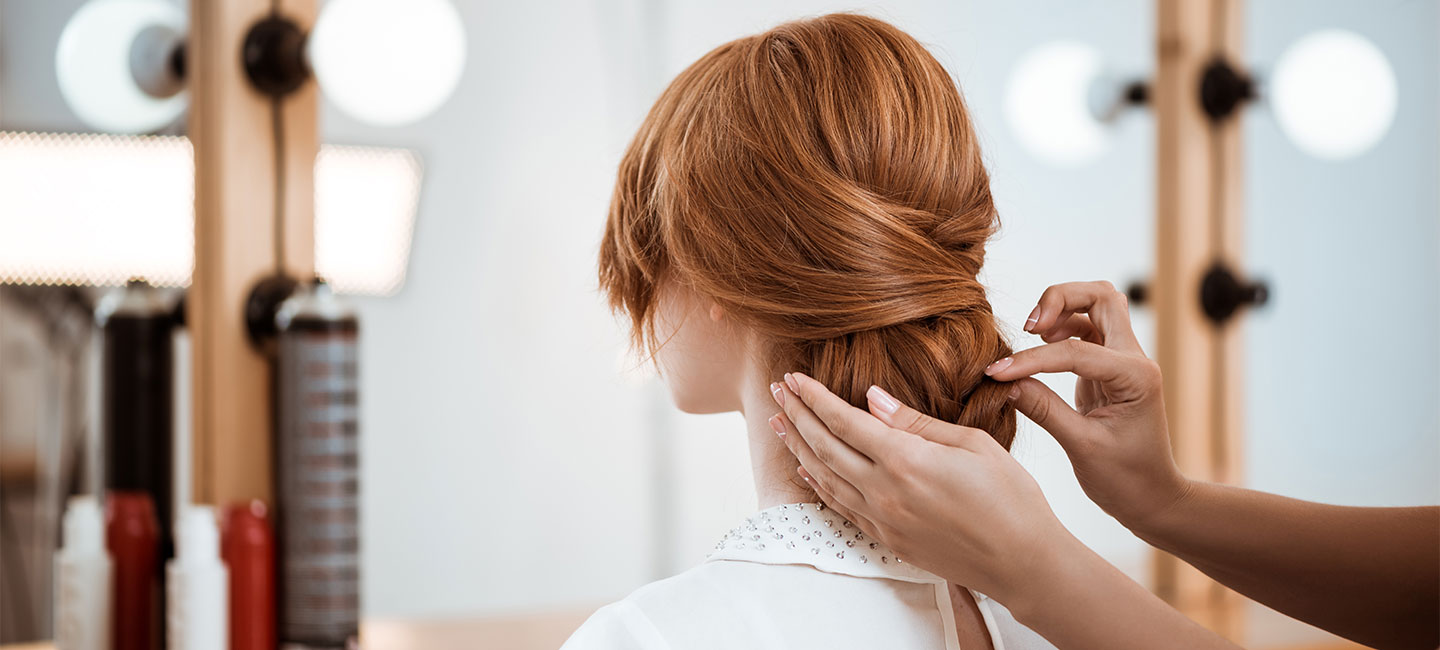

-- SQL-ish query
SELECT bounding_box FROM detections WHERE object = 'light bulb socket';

[130,24,186,99]
[245,273,300,349]
[243,16,311,97]
[1200,58,1255,123]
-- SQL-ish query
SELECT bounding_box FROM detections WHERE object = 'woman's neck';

[737,369,816,510]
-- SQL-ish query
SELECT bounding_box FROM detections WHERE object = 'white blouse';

[562,503,1055,650]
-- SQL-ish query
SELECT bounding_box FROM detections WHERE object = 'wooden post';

[188,0,317,506]
[1152,0,1247,640]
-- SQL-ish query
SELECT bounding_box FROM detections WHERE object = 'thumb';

[1009,378,1091,451]
[867,385,992,450]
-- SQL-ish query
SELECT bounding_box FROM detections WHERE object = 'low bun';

[794,303,1016,450]
[600,13,1016,449]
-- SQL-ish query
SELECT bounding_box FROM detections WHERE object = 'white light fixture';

[309,0,467,127]
[0,132,421,296]
[1270,29,1397,160]
[55,0,187,133]
[56,0,466,132]
[1005,42,1114,167]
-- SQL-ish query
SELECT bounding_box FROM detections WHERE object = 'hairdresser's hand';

[769,373,1074,604]
[984,281,1188,531]
[771,375,1241,650]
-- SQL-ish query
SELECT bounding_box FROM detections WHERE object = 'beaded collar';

[706,502,972,590]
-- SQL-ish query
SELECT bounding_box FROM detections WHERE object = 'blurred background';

[0,0,1435,649]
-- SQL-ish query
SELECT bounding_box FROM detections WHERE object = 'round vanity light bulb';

[56,0,187,133]
[310,0,467,126]
[1270,29,1397,160]
[1005,41,1109,167]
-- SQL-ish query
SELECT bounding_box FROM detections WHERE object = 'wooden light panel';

[188,0,318,506]
[1152,0,1249,640]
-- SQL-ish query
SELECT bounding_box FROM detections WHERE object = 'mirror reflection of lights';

[314,146,424,295]
[56,0,467,132]
[1005,41,1110,167]
[56,0,187,133]
[0,132,421,296]
[1270,29,1398,160]
[310,0,468,127]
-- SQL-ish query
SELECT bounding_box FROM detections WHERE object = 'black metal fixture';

[243,15,311,97]
[1200,57,1256,123]
[1125,280,1149,306]
[241,14,313,349]
[244,273,300,349]
[1125,262,1267,327]
[1200,261,1268,326]
[1122,80,1149,107]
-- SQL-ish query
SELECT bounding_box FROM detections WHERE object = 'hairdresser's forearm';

[1132,480,1440,649]
[1003,531,1240,650]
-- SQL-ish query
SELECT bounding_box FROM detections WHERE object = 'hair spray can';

[106,491,161,650]
[95,278,176,560]
[274,279,360,649]
[221,501,276,650]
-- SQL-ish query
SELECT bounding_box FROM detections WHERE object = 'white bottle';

[54,496,112,650]
[167,506,229,650]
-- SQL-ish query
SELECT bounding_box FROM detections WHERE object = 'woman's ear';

[709,302,725,322]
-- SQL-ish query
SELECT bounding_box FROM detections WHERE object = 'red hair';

[600,13,1015,448]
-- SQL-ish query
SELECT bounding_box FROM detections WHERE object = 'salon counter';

[0,607,1373,650]
[2,607,596,650]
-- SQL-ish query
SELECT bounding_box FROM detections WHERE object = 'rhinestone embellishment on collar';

[709,503,905,568]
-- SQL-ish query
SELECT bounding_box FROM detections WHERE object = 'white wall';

[1242,0,1439,508]
[1240,2,1440,645]
[324,0,666,617]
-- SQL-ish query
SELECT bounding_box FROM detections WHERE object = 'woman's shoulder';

[560,599,667,650]
[560,562,752,650]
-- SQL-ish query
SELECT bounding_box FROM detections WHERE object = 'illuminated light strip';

[0,131,421,296]
[314,144,422,296]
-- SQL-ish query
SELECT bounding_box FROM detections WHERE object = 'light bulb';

[1005,41,1109,167]
[1270,30,1397,160]
[310,0,467,126]
[56,0,187,134]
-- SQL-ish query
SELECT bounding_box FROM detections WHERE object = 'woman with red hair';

[567,12,1050,650]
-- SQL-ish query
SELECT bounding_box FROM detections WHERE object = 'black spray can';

[274,278,360,649]
[95,278,176,558]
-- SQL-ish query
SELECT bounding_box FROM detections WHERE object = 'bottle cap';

[222,499,272,548]
[175,505,221,564]
[61,495,105,553]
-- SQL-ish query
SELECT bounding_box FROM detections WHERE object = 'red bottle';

[222,500,276,650]
[106,491,161,650]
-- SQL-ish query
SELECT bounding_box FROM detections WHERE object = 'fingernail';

[797,465,811,480]
[985,357,1013,376]
[1007,384,1021,401]
[770,382,785,407]
[867,385,900,414]
[769,414,786,437]
[784,372,799,393]
[1024,306,1040,332]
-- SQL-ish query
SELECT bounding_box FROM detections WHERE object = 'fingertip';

[768,413,786,438]
[984,356,1014,377]
[1023,305,1040,333]
[866,385,900,415]
[783,372,799,393]
[770,382,785,407]
[796,465,811,481]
